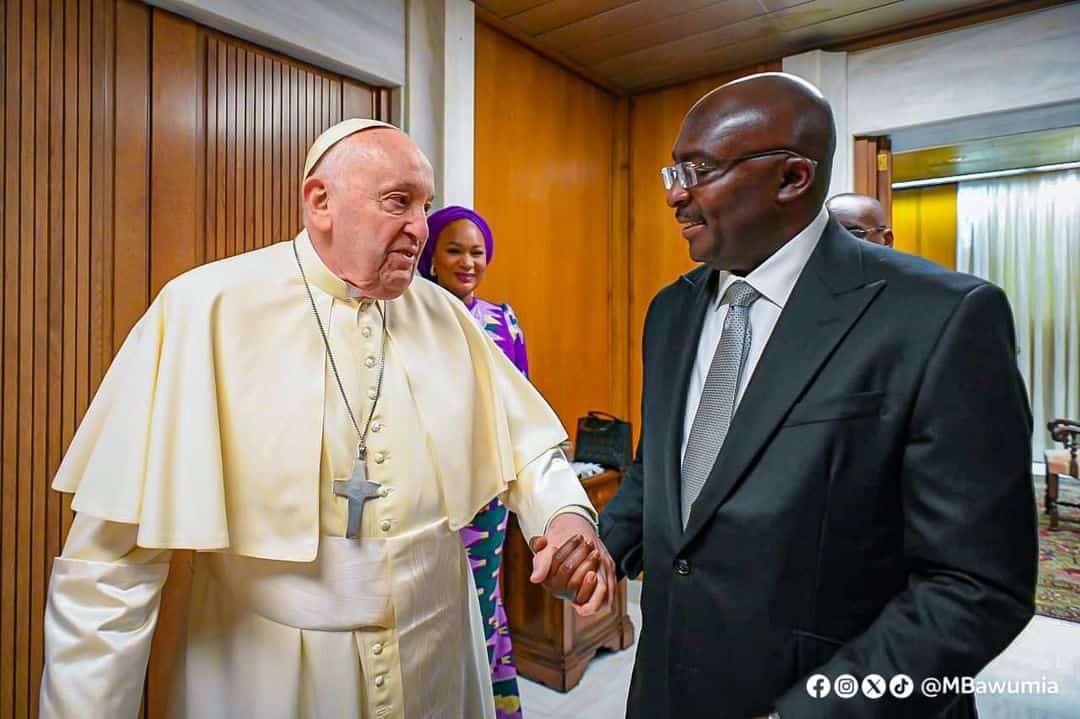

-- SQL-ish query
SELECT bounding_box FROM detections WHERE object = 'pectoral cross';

[333,454,383,540]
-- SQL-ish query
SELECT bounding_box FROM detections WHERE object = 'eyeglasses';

[660,149,819,191]
[843,225,889,239]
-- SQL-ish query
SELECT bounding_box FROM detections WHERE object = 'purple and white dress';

[461,297,528,718]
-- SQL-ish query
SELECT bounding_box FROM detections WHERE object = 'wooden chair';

[1045,418,1080,531]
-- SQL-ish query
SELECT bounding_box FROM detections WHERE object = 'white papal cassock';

[40,231,593,719]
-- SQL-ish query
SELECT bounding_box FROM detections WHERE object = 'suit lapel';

[658,266,715,539]
[678,221,886,550]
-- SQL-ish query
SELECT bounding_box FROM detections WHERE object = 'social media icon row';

[805,673,914,699]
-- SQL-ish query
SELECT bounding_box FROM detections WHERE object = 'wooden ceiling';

[474,0,1061,93]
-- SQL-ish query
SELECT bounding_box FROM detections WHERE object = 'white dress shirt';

[680,207,830,464]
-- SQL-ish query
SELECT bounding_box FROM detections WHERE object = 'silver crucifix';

[332,456,383,539]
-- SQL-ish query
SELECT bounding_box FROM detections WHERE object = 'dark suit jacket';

[600,220,1036,719]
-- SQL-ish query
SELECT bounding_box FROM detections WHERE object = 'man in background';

[827,192,895,246]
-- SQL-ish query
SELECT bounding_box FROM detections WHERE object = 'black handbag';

[574,411,632,470]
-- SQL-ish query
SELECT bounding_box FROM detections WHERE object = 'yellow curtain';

[891,184,958,270]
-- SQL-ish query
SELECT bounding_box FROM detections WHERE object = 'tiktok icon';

[890,674,915,699]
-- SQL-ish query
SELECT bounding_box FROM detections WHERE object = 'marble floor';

[518,581,1080,718]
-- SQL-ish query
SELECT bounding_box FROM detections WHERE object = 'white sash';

[204,534,394,630]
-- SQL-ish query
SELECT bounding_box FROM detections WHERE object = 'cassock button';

[374,674,385,688]
[361,326,372,338]
[374,451,387,464]
[674,559,691,576]
[380,520,392,533]
[364,356,376,369]
[372,642,384,655]
[371,421,382,433]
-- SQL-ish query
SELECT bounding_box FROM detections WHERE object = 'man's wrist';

[544,506,597,535]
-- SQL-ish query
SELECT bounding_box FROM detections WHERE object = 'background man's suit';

[601,219,1036,718]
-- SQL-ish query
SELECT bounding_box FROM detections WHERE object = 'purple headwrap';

[419,206,494,280]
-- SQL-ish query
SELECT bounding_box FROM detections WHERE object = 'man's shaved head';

[826,193,894,247]
[667,72,837,273]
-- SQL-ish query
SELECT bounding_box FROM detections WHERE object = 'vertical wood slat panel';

[0,0,6,693]
[234,46,246,257]
[195,32,384,263]
[226,42,236,260]
[215,40,226,261]
[16,2,36,714]
[205,38,218,266]
[43,5,66,716]
[1,2,20,716]
[150,10,201,294]
[2,2,151,716]
[244,48,253,252]
[254,55,264,249]
[609,96,631,422]
[29,1,51,714]
[0,12,6,709]
[286,65,296,237]
[270,60,280,245]
[296,65,305,234]
[75,0,90,460]
[60,0,79,544]
[342,79,374,121]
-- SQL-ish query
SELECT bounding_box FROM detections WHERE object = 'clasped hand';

[528,512,617,616]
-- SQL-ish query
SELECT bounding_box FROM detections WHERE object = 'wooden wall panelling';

[609,96,631,422]
[150,9,203,294]
[474,22,619,436]
[475,22,639,686]
[853,135,893,224]
[626,63,780,442]
[0,5,385,717]
[113,1,151,351]
[343,79,375,121]
[2,4,16,711]
[1,2,151,717]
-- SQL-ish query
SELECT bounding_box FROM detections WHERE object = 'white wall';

[847,2,1080,136]
[404,0,475,208]
[149,0,406,86]
[782,50,850,201]
[147,0,475,208]
[785,2,1080,194]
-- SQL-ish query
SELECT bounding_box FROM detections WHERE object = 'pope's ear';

[302,176,332,232]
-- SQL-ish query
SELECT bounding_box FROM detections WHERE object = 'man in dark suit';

[826,193,895,247]
[600,73,1036,719]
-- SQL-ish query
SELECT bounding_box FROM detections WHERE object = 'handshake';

[527,512,618,616]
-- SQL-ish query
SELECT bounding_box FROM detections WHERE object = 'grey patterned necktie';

[681,280,761,527]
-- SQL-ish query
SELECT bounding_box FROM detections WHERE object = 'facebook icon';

[806,674,832,698]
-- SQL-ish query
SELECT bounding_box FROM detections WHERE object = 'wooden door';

[0,3,388,718]
[853,135,894,224]
[150,9,390,291]
[2,2,151,716]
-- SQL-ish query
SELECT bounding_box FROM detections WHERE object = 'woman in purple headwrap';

[421,206,526,719]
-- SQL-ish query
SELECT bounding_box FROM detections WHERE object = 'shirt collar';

[713,206,828,310]
[295,229,367,302]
